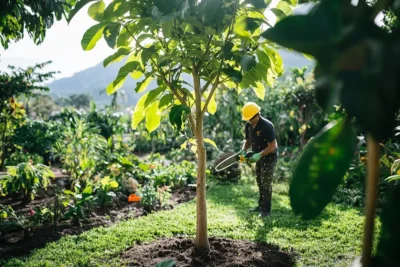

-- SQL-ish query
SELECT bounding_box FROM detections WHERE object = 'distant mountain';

[48,50,312,108]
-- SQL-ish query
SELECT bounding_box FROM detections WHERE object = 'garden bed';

[0,186,196,259]
[121,236,294,267]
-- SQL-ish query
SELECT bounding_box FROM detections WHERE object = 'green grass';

[2,178,379,267]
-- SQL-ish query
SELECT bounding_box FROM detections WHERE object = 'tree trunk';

[361,134,380,267]
[192,66,209,253]
[194,113,209,253]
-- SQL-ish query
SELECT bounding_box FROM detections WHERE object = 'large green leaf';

[103,47,131,67]
[131,93,149,129]
[145,87,164,108]
[104,23,120,48]
[169,104,191,131]
[222,68,243,83]
[68,0,98,23]
[88,0,105,21]
[247,0,268,9]
[262,0,341,58]
[276,1,293,16]
[81,22,106,51]
[241,55,256,72]
[159,93,174,109]
[103,0,126,21]
[289,120,357,219]
[253,81,265,100]
[204,138,218,149]
[283,0,297,6]
[145,101,161,133]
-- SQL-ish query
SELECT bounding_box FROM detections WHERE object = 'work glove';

[248,152,262,163]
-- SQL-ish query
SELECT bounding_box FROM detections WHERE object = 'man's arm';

[242,139,251,151]
[260,139,278,157]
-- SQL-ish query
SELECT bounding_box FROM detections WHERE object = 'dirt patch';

[121,237,294,267]
[0,188,196,260]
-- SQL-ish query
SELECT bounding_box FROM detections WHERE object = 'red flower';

[28,208,35,216]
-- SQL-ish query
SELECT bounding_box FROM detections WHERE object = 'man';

[240,102,278,217]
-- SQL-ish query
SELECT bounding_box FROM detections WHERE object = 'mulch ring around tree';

[120,236,294,267]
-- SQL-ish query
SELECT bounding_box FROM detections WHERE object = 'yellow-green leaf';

[136,76,153,93]
[81,22,105,51]
[109,180,119,188]
[204,138,218,149]
[88,0,105,21]
[276,1,293,16]
[131,70,143,79]
[204,92,217,115]
[101,176,110,186]
[253,82,265,100]
[145,101,161,133]
[131,93,149,129]
[106,77,126,95]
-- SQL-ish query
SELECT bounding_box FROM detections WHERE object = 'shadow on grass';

[207,177,356,244]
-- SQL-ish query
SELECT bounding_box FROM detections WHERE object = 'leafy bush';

[11,120,62,163]
[63,183,95,226]
[0,162,54,202]
[94,176,119,209]
[138,181,158,212]
[4,150,43,166]
[54,116,107,184]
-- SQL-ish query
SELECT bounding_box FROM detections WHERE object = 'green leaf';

[145,101,161,133]
[248,0,267,9]
[107,61,141,95]
[262,0,341,58]
[131,93,149,129]
[159,93,174,109]
[155,259,176,267]
[234,16,251,38]
[276,1,293,16]
[283,0,297,6]
[83,186,93,195]
[222,68,243,83]
[116,28,133,47]
[241,55,256,72]
[135,76,153,93]
[104,23,120,48]
[253,81,265,100]
[270,8,287,21]
[223,42,234,60]
[101,176,110,186]
[103,0,126,21]
[103,47,131,67]
[204,138,218,149]
[109,181,119,188]
[145,87,164,108]
[81,22,106,51]
[199,0,223,26]
[289,120,357,219]
[88,0,105,21]
[386,175,400,182]
[203,92,217,115]
[169,104,191,131]
[139,162,149,171]
[68,0,97,23]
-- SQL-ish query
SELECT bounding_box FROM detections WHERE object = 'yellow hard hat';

[242,102,261,121]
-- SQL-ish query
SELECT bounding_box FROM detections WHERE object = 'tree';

[0,0,74,49]
[70,0,296,252]
[0,62,57,169]
[262,0,400,266]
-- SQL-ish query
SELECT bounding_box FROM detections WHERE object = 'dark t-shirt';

[245,116,276,153]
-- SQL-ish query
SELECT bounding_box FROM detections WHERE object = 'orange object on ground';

[128,194,141,203]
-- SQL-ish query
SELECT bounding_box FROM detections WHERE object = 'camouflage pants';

[255,151,278,213]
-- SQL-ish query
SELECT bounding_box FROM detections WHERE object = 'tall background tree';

[70,0,297,252]
[0,0,74,49]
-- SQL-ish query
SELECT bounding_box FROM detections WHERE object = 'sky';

[0,1,383,81]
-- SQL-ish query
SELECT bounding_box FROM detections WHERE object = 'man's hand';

[249,153,262,163]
